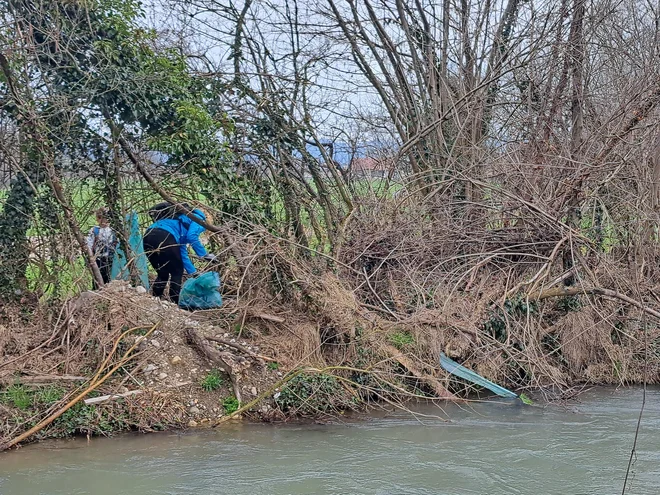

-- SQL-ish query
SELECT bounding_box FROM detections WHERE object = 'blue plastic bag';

[179,271,223,310]
[111,211,150,289]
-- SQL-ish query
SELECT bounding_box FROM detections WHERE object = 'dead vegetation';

[3,197,660,448]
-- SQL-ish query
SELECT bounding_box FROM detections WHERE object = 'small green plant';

[2,384,33,410]
[557,295,582,313]
[34,386,66,405]
[200,370,223,391]
[519,393,533,405]
[222,396,239,414]
[482,296,539,342]
[388,331,415,350]
[267,361,279,371]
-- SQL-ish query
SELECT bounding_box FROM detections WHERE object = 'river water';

[1,387,658,495]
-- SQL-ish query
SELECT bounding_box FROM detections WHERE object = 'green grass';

[1,384,67,411]
[222,396,239,414]
[267,361,279,371]
[200,370,223,391]
[1,384,33,410]
[34,386,66,405]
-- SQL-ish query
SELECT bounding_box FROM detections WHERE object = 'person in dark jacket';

[142,208,216,304]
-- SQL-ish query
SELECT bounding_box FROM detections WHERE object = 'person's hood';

[191,209,206,221]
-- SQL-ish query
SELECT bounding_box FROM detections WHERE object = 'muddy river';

[1,387,658,494]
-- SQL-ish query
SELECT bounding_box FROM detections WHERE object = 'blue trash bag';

[111,211,150,289]
[179,271,223,310]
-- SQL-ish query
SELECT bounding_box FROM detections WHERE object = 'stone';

[188,420,198,427]
[157,372,168,380]
[251,387,257,396]
[135,286,147,294]
[143,364,157,374]
[189,406,200,415]
[201,418,210,423]
[151,340,161,349]
[171,356,182,365]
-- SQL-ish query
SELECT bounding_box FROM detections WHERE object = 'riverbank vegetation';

[1,0,659,448]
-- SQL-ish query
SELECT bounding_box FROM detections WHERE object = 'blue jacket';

[149,209,209,274]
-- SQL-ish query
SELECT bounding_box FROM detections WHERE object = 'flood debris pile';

[3,214,660,448]
[0,282,285,447]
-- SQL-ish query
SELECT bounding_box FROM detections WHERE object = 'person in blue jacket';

[142,208,216,304]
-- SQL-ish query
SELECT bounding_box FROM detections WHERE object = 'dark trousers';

[93,256,113,290]
[143,228,184,304]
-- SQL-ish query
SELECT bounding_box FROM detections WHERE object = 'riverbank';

[2,259,660,449]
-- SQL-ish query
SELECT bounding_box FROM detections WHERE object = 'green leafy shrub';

[275,372,352,416]
[483,296,538,342]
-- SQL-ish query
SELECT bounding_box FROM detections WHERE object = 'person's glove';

[202,253,217,262]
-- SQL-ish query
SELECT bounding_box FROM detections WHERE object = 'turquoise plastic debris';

[111,211,150,289]
[439,353,518,399]
[179,271,223,310]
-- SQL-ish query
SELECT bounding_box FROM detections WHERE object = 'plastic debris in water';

[439,352,519,399]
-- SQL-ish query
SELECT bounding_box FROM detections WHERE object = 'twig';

[84,390,142,405]
[527,286,660,320]
[205,336,276,362]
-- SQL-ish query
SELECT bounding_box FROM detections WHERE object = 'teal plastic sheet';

[439,352,518,398]
[179,271,223,310]
[111,211,150,289]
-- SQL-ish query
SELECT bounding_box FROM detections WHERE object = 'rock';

[119,386,129,394]
[188,420,198,427]
[151,340,161,349]
[223,333,229,338]
[277,371,283,377]
[189,406,200,415]
[143,364,157,374]
[251,387,257,396]
[135,286,147,294]
[171,356,182,365]
[157,372,168,380]
[201,418,210,424]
